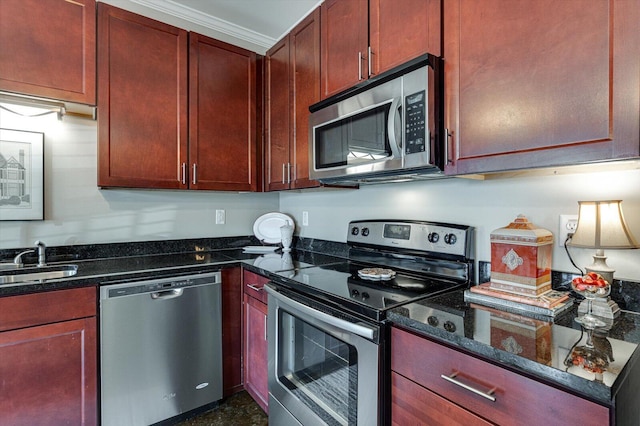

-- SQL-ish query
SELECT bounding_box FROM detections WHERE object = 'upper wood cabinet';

[0,0,96,105]
[97,4,257,191]
[97,3,188,189]
[443,0,640,175]
[266,8,321,191]
[321,0,441,99]
[189,34,258,191]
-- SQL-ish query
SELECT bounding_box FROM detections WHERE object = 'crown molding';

[129,0,277,49]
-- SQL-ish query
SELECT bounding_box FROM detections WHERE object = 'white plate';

[243,246,278,253]
[253,212,294,244]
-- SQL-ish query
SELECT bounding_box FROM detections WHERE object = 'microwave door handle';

[387,97,403,159]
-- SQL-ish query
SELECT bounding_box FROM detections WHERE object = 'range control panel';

[347,220,473,258]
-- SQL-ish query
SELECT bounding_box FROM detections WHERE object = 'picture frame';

[0,128,45,221]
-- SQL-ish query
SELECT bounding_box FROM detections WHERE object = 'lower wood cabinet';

[0,287,97,425]
[391,326,609,426]
[222,267,243,396]
[243,269,269,413]
[392,371,491,426]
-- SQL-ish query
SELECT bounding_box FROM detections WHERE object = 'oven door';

[265,284,380,426]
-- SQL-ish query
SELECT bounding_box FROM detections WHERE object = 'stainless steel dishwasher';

[100,271,223,426]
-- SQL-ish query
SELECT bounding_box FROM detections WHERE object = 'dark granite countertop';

[389,290,640,406]
[0,237,349,297]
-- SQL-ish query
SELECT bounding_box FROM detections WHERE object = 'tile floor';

[176,391,268,426]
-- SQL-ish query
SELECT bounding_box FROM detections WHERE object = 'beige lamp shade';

[570,200,639,249]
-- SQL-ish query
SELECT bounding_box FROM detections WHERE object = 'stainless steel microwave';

[309,54,444,185]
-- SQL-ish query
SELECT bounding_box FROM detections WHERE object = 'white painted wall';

[279,167,640,282]
[2,108,639,283]
[0,110,279,249]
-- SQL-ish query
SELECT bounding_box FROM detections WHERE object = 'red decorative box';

[490,215,553,297]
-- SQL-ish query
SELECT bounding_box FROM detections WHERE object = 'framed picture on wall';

[0,128,45,221]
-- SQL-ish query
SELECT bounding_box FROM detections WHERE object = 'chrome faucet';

[35,240,46,267]
[13,249,35,268]
[12,241,47,268]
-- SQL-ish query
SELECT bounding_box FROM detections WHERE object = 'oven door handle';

[265,284,377,340]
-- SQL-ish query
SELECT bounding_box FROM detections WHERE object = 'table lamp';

[569,200,639,319]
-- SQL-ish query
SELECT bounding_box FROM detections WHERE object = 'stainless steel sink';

[0,264,78,285]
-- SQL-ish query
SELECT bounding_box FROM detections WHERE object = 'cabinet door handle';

[247,284,263,292]
[358,51,363,81]
[445,128,452,165]
[181,163,186,185]
[287,163,291,184]
[368,46,373,77]
[192,163,197,184]
[264,315,268,341]
[282,163,286,184]
[440,372,497,402]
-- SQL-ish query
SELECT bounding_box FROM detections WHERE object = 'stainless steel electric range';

[265,219,475,426]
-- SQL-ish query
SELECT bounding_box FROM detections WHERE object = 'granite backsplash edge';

[1,238,637,312]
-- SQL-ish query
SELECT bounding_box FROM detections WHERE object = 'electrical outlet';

[215,209,225,225]
[558,214,578,246]
[302,211,309,226]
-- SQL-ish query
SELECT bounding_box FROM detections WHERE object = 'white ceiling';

[127,0,322,52]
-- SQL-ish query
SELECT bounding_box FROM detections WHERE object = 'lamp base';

[577,296,620,320]
[585,249,614,285]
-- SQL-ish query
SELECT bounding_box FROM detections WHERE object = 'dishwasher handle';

[150,289,184,300]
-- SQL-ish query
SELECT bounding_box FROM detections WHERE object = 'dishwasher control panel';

[100,271,221,299]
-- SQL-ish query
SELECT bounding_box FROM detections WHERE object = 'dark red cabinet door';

[370,0,440,75]
[189,34,258,191]
[266,37,291,191]
[0,0,96,104]
[97,3,188,189]
[444,0,640,175]
[321,0,369,99]
[290,8,321,190]
[243,294,269,413]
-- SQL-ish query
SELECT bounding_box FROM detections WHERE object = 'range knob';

[351,289,360,297]
[361,291,370,300]
[361,227,370,237]
[351,226,359,236]
[444,233,457,245]
[427,316,439,327]
[427,232,439,243]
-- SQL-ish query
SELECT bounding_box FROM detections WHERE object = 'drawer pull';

[247,284,263,292]
[441,372,497,402]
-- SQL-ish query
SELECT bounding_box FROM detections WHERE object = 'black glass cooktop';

[274,261,465,321]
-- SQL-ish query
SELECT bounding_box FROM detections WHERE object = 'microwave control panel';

[404,90,426,154]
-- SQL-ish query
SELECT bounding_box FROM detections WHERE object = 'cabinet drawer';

[0,286,97,332]
[392,372,491,426]
[391,327,609,426]
[243,270,269,304]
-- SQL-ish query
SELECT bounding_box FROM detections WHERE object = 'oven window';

[314,103,391,170]
[278,309,358,426]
